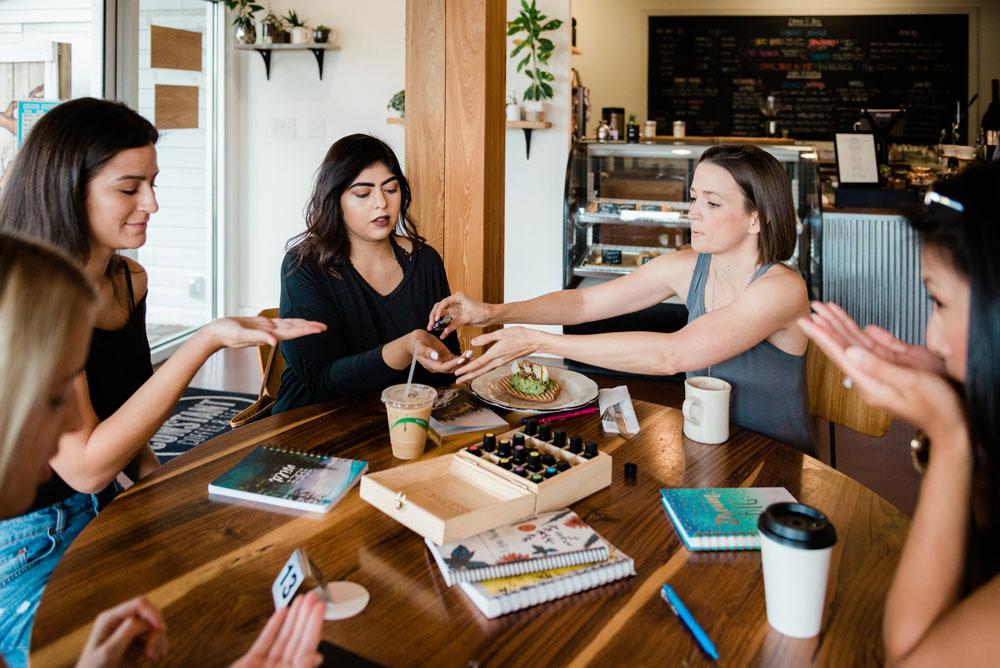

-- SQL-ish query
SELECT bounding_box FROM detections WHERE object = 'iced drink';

[381,384,437,459]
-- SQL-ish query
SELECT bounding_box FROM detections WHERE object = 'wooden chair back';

[230,308,286,428]
[806,340,892,438]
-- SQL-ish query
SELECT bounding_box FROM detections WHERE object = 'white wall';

[0,0,100,98]
[504,0,571,334]
[572,0,1000,138]
[233,1,405,315]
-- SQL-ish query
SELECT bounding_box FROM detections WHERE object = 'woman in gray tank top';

[431,145,814,455]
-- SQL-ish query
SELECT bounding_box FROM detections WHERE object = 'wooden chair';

[230,308,286,428]
[807,341,893,468]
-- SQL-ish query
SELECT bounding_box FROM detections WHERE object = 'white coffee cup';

[681,376,731,444]
[758,502,838,638]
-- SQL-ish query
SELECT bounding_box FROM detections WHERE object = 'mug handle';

[682,397,701,426]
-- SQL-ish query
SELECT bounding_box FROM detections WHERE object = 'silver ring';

[843,377,854,390]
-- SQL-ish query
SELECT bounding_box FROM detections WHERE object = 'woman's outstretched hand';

[427,292,495,339]
[204,316,327,350]
[454,326,542,383]
[231,590,326,668]
[807,301,946,374]
[799,310,964,445]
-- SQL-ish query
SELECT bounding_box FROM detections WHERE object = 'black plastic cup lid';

[758,502,837,550]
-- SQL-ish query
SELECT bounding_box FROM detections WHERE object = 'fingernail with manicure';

[456,358,465,364]
[430,351,439,361]
[463,350,473,358]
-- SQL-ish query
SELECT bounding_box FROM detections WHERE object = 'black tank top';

[29,259,154,511]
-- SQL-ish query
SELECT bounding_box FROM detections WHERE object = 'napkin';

[598,385,640,435]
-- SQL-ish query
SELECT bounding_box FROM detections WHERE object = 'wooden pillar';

[407,0,506,350]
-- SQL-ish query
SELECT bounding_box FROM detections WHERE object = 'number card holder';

[272,547,371,620]
[272,547,330,610]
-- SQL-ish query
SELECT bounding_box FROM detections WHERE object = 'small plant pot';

[626,123,640,143]
[290,26,312,44]
[523,100,545,122]
[273,29,290,44]
[314,28,331,43]
[506,103,523,122]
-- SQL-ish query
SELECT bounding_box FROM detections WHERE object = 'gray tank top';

[685,253,814,455]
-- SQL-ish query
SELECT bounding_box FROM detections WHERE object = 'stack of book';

[425,509,634,619]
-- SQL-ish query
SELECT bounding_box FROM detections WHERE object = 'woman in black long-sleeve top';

[273,134,466,414]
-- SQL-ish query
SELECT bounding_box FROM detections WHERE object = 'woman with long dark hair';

[431,144,814,454]
[0,97,324,665]
[272,134,464,414]
[800,162,1000,663]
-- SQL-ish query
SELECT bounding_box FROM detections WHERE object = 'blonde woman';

[0,233,324,668]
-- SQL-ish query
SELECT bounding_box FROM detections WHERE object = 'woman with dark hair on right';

[431,144,814,454]
[272,133,465,414]
[800,163,1000,664]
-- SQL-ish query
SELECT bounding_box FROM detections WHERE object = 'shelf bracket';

[522,128,534,159]
[309,48,325,80]
[253,48,272,80]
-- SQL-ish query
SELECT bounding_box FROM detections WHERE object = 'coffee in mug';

[757,502,838,638]
[682,376,731,444]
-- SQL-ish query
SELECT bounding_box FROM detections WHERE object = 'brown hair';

[698,144,797,264]
[288,134,423,277]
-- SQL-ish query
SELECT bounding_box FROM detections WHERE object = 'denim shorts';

[0,492,108,668]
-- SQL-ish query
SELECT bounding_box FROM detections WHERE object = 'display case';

[565,139,822,291]
[561,139,823,375]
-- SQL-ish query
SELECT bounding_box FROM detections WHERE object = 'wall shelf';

[506,120,551,158]
[234,43,340,80]
[386,117,405,125]
[571,46,583,55]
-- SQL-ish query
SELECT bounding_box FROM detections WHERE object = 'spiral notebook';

[208,445,367,513]
[659,487,796,551]
[457,542,634,619]
[425,509,609,586]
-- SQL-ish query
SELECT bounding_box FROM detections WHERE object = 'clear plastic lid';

[380,384,437,408]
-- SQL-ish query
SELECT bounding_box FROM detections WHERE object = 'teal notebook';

[659,487,796,551]
[209,445,367,513]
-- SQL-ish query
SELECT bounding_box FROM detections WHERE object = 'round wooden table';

[32,396,908,667]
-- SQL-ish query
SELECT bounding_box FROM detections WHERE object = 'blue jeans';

[0,492,105,668]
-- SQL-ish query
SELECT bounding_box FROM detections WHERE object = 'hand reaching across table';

[231,591,326,668]
[427,292,496,340]
[454,326,543,384]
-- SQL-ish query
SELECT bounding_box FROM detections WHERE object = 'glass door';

[109,0,221,351]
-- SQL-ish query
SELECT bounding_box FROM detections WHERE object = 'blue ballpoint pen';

[661,584,720,661]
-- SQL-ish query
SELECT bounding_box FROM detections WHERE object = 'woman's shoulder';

[119,255,148,307]
[754,262,808,302]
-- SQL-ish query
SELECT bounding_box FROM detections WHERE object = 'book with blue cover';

[208,445,367,513]
[659,487,796,551]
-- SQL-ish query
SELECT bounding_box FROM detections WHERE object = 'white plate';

[469,366,599,413]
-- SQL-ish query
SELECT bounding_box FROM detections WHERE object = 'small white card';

[598,386,640,435]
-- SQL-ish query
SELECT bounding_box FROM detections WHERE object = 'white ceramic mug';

[682,376,731,444]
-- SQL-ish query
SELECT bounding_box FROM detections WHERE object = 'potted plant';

[387,90,405,117]
[314,24,332,43]
[508,0,563,122]
[284,10,311,45]
[506,92,522,122]
[626,114,640,143]
[223,0,263,44]
[260,6,284,44]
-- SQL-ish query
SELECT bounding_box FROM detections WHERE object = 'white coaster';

[324,581,370,620]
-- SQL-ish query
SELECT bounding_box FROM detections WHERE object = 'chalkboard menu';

[648,15,968,143]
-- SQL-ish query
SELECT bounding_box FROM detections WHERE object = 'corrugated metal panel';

[821,212,930,345]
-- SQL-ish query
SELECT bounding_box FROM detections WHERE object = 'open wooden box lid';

[360,454,537,545]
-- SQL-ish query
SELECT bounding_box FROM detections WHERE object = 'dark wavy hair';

[697,144,798,264]
[907,162,1000,589]
[288,134,423,275]
[0,97,158,265]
